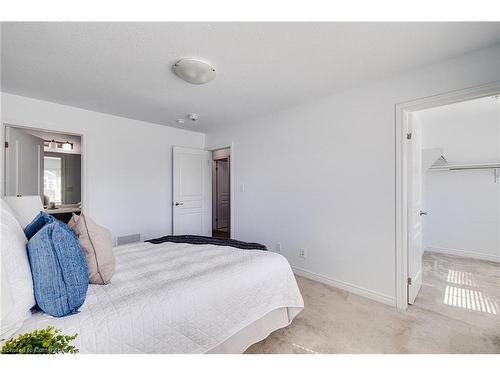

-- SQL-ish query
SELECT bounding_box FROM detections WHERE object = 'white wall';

[1,93,205,242]
[206,44,500,304]
[419,98,500,262]
[421,99,500,164]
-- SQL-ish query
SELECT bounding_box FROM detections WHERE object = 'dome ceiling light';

[173,58,216,85]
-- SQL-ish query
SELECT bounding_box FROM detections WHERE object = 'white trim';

[292,266,396,307]
[4,126,10,195]
[395,80,500,311]
[14,140,19,195]
[37,144,41,196]
[426,247,500,264]
[208,142,235,239]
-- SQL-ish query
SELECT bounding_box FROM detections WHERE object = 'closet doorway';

[396,81,500,315]
[212,147,231,239]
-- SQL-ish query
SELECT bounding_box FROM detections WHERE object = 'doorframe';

[395,80,500,311]
[208,142,235,239]
[2,121,86,212]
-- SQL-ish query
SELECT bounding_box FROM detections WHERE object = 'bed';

[14,240,304,353]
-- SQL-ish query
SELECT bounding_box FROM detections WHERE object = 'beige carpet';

[245,252,500,354]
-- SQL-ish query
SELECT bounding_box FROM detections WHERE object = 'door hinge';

[406,133,412,140]
[407,277,412,285]
[4,141,8,148]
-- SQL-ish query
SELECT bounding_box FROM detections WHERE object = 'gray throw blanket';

[146,235,267,251]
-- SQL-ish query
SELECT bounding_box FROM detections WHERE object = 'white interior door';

[216,158,230,230]
[407,114,424,304]
[172,146,211,236]
[5,126,44,201]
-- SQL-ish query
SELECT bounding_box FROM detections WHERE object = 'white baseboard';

[426,246,500,263]
[291,266,396,307]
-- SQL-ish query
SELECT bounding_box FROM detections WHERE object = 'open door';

[5,126,44,201]
[172,146,211,236]
[215,158,230,230]
[407,114,424,304]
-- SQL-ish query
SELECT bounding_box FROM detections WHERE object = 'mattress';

[14,241,304,353]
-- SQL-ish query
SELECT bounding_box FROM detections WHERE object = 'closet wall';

[419,97,500,262]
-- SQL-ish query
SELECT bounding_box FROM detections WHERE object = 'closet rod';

[429,163,500,171]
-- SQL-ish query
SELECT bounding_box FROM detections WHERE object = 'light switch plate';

[299,248,307,259]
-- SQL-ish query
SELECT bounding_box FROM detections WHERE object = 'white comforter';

[16,242,304,353]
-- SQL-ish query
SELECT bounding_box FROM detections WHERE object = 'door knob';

[419,211,428,216]
[175,202,184,206]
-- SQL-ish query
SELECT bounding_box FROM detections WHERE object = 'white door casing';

[396,81,500,310]
[5,126,45,201]
[407,114,424,304]
[172,146,211,236]
[216,158,230,229]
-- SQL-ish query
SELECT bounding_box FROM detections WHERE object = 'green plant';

[1,326,79,354]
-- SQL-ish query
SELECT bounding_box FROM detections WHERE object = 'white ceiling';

[2,22,500,132]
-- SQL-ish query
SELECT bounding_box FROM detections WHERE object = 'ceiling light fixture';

[176,119,185,124]
[62,141,73,151]
[173,58,216,85]
[44,139,73,151]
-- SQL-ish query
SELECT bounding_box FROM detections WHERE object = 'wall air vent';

[116,234,141,246]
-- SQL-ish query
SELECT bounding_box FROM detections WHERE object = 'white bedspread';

[15,242,304,353]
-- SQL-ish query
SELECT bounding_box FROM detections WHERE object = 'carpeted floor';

[245,252,500,354]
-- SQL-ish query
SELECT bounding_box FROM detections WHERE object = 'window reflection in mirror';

[44,156,62,204]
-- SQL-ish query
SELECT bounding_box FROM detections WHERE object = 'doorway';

[396,81,500,311]
[4,125,83,223]
[212,148,231,239]
[171,145,233,238]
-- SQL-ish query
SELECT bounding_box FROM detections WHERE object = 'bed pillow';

[2,195,44,229]
[0,199,36,339]
[67,213,79,227]
[68,213,115,284]
[27,220,89,317]
[24,211,55,240]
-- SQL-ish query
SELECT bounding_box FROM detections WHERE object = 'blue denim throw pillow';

[27,220,89,317]
[24,211,55,240]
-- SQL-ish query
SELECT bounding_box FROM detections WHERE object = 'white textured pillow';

[2,195,44,229]
[0,199,36,340]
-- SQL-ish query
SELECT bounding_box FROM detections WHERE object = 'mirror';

[4,125,82,223]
